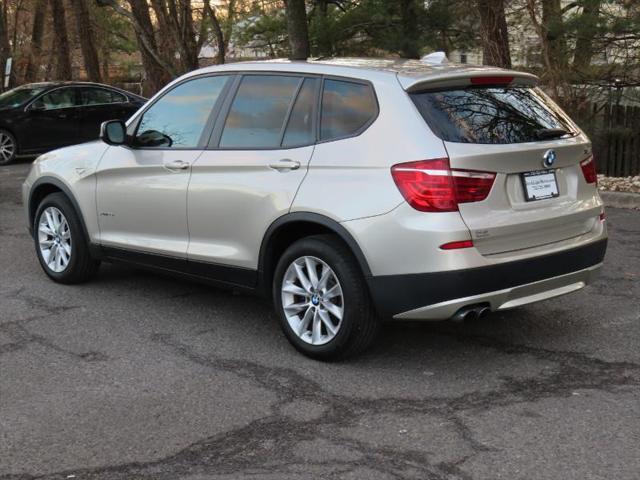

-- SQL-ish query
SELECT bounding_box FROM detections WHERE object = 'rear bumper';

[367,238,607,319]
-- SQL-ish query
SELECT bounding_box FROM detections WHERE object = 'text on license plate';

[521,170,559,201]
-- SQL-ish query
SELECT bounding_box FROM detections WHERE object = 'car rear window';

[410,87,575,144]
[320,79,377,141]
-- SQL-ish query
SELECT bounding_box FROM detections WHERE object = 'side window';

[282,78,318,147]
[79,88,127,106]
[35,88,77,110]
[219,75,301,148]
[320,79,377,141]
[135,75,229,149]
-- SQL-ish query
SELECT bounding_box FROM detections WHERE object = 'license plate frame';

[521,169,560,202]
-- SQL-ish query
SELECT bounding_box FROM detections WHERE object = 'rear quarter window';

[320,79,377,141]
[410,87,576,144]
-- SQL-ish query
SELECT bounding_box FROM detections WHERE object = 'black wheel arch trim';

[28,176,91,245]
[257,212,373,291]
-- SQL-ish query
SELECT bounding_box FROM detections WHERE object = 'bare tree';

[69,0,102,81]
[477,0,512,68]
[51,0,72,80]
[285,0,310,60]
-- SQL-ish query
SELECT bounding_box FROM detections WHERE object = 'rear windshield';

[0,86,47,109]
[410,87,576,144]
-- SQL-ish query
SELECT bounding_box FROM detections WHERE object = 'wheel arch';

[28,177,91,244]
[257,212,372,297]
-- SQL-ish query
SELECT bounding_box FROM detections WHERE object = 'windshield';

[410,86,576,144]
[0,86,47,109]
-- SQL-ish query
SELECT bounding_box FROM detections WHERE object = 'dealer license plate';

[521,170,559,202]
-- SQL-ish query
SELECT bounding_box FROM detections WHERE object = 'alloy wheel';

[281,256,344,345]
[38,207,72,273]
[0,132,15,163]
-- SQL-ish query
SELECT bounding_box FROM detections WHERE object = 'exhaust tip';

[477,307,491,320]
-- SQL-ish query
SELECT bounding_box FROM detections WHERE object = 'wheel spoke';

[318,309,337,336]
[38,224,55,236]
[317,264,331,291]
[304,257,318,288]
[282,281,307,296]
[296,306,314,336]
[284,301,308,314]
[323,300,344,321]
[324,284,341,300]
[311,309,323,344]
[293,261,312,293]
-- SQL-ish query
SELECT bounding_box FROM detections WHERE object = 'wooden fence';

[578,103,640,177]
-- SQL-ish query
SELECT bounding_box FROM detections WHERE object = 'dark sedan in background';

[0,82,146,165]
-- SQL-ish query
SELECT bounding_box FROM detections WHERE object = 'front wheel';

[34,193,100,284]
[273,235,380,360]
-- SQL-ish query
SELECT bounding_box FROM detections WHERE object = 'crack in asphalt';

[2,332,637,480]
[0,289,108,362]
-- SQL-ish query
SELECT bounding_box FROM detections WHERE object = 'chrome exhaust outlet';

[477,306,491,319]
[451,306,479,323]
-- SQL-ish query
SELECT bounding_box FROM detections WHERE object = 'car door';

[77,87,133,142]
[26,87,82,151]
[95,74,233,258]
[187,74,318,271]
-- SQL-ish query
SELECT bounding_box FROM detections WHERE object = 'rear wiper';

[535,128,570,140]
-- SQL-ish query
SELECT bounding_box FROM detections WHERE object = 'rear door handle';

[269,159,300,172]
[163,160,190,171]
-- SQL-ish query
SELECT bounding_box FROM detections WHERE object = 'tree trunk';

[399,0,420,59]
[51,0,72,80]
[128,0,173,95]
[285,0,310,60]
[573,0,601,72]
[204,1,225,64]
[477,0,511,68]
[315,0,332,57]
[24,0,47,82]
[69,0,102,82]
[541,0,566,70]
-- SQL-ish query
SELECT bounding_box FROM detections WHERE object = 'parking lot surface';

[1,160,639,480]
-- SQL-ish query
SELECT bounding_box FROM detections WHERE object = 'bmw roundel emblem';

[543,149,556,168]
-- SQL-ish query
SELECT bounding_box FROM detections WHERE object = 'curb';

[600,191,640,210]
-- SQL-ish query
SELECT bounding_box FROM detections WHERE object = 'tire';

[34,192,100,284]
[273,234,380,360]
[0,129,17,165]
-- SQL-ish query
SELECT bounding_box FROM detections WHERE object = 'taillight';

[391,158,495,212]
[580,156,597,185]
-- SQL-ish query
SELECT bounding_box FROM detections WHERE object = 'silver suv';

[23,59,607,359]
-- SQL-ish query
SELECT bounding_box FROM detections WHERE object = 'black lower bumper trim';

[367,239,607,318]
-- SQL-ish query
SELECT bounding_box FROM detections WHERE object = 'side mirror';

[100,120,127,146]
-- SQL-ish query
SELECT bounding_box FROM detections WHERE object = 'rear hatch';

[408,75,601,255]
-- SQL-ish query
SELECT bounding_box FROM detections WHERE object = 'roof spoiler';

[399,69,539,92]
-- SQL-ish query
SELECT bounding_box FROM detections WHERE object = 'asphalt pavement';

[1,159,639,480]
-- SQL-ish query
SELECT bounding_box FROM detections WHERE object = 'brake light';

[470,76,514,85]
[440,240,474,250]
[391,158,496,212]
[580,156,597,185]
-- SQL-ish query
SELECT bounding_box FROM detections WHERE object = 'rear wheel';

[0,129,17,165]
[34,193,100,283]
[273,235,380,360]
